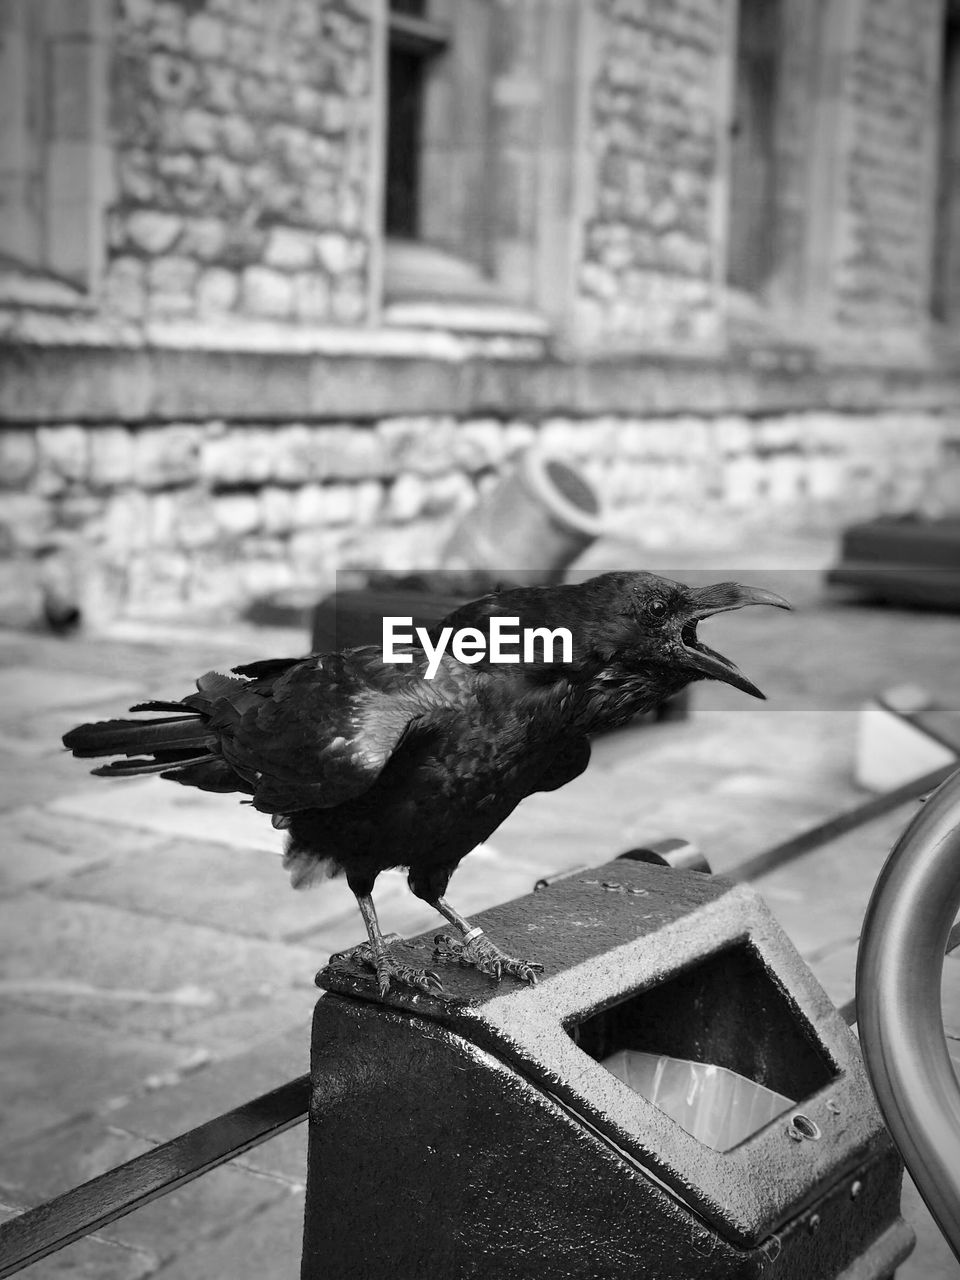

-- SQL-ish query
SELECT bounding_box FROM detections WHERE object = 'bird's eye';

[647,598,668,622]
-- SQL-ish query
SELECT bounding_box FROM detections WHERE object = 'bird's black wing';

[224,647,447,815]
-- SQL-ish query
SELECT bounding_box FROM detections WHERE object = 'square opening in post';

[566,942,839,1151]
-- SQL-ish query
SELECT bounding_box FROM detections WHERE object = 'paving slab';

[50,835,330,942]
[0,1205,157,1280]
[147,1188,305,1280]
[0,667,140,714]
[0,1119,289,1268]
[0,1008,202,1147]
[753,803,918,957]
[109,1025,308,1185]
[0,892,317,1041]
[50,777,286,855]
[0,749,100,814]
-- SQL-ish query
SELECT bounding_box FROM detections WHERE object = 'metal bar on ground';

[728,763,956,884]
[0,1074,311,1279]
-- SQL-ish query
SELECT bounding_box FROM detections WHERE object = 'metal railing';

[856,766,960,1264]
[0,759,955,1278]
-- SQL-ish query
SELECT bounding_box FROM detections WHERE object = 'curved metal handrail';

[856,765,960,1263]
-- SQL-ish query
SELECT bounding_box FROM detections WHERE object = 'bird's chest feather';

[324,694,568,867]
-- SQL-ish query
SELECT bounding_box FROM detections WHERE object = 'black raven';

[62,571,789,994]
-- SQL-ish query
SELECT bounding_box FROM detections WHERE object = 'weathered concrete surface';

[0,535,957,1276]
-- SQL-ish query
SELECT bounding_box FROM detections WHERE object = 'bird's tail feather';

[91,752,216,778]
[62,706,228,788]
[63,714,215,758]
[62,672,253,794]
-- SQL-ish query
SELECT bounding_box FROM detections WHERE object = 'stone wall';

[833,0,943,332]
[105,0,376,326]
[1,407,952,627]
[577,0,725,348]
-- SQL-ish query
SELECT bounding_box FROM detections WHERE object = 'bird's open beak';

[680,583,792,700]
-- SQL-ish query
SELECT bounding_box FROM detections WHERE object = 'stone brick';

[293,271,332,320]
[722,455,765,508]
[186,10,227,59]
[330,275,367,322]
[126,209,182,255]
[88,428,135,489]
[0,557,42,629]
[272,425,385,484]
[239,552,295,599]
[148,256,199,314]
[294,483,355,527]
[378,417,459,476]
[353,478,384,524]
[181,107,219,152]
[148,51,196,103]
[201,153,247,205]
[387,472,426,522]
[503,420,537,453]
[201,429,276,487]
[714,414,753,455]
[0,430,38,487]
[454,419,508,470]
[314,232,352,275]
[422,470,475,516]
[260,486,297,534]
[148,490,177,545]
[179,216,227,260]
[766,453,805,505]
[264,227,316,270]
[196,266,239,313]
[134,425,203,489]
[0,494,52,552]
[125,549,191,610]
[242,266,295,317]
[103,490,152,552]
[171,489,220,548]
[118,0,153,29]
[289,525,351,573]
[203,62,239,113]
[215,492,262,536]
[37,425,88,484]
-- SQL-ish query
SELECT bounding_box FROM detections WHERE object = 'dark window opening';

[932,11,960,323]
[567,942,837,1147]
[726,0,781,293]
[385,1,449,239]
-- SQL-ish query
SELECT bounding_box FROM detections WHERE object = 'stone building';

[0,0,958,623]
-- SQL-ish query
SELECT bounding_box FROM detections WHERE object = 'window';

[932,5,960,325]
[726,0,782,295]
[0,0,111,297]
[384,0,449,240]
[378,0,558,333]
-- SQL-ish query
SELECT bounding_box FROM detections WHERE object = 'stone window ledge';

[0,256,94,313]
[382,238,551,337]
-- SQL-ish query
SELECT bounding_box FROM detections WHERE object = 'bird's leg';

[332,892,444,997]
[431,897,543,985]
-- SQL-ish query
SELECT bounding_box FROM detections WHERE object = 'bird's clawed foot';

[330,938,444,998]
[433,929,543,985]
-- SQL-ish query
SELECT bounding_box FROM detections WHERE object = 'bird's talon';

[433,929,543,986]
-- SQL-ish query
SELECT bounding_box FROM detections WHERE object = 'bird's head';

[576,570,791,701]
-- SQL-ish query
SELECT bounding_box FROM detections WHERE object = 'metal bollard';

[302,858,913,1279]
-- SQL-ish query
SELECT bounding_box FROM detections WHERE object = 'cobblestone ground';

[0,536,958,1277]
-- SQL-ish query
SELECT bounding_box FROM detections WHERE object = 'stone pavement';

[0,542,959,1277]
